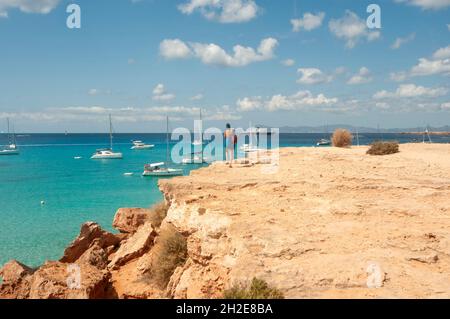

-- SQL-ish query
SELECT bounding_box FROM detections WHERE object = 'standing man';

[224,123,236,168]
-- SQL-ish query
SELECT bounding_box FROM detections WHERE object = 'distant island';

[254,125,450,134]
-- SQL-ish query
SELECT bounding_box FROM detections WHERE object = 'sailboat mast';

[7,118,11,144]
[356,127,360,146]
[166,116,169,164]
[200,109,203,162]
[109,114,113,150]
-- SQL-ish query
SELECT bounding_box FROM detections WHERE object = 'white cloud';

[374,83,448,99]
[390,71,408,82]
[329,10,380,48]
[391,33,416,49]
[152,84,176,102]
[297,68,332,85]
[432,45,450,59]
[178,0,259,23]
[204,105,242,120]
[410,49,450,76]
[375,102,391,110]
[410,57,450,77]
[237,90,338,112]
[391,45,450,79]
[448,24,450,31]
[347,67,373,85]
[395,0,450,10]
[88,89,99,96]
[236,96,262,111]
[160,37,278,67]
[159,39,192,60]
[190,94,204,101]
[291,12,325,32]
[0,0,60,18]
[0,104,243,124]
[441,102,450,109]
[281,59,295,67]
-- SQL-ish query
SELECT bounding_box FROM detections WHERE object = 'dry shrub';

[147,224,187,289]
[332,129,353,148]
[148,202,169,228]
[223,278,284,299]
[367,141,399,156]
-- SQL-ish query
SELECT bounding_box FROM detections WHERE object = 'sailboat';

[192,109,203,147]
[423,126,432,144]
[91,115,123,159]
[316,124,331,146]
[142,117,183,176]
[183,109,207,164]
[0,118,19,156]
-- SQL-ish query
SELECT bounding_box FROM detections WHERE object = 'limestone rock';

[0,260,33,299]
[108,223,156,270]
[60,222,121,263]
[113,208,154,233]
[28,261,110,299]
[0,260,33,284]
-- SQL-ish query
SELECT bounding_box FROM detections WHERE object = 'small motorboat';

[316,139,331,146]
[142,162,183,176]
[131,140,154,150]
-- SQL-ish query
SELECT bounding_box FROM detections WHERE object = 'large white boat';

[131,140,155,150]
[143,117,183,177]
[0,118,19,156]
[91,115,123,159]
[239,123,261,153]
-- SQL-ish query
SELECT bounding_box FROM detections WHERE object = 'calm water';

[1,133,449,267]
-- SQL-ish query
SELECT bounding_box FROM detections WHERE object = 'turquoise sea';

[1,133,449,267]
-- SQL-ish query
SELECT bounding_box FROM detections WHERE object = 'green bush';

[148,224,187,289]
[223,278,284,299]
[149,202,169,228]
[367,141,399,156]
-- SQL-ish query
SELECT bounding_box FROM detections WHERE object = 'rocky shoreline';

[1,144,450,299]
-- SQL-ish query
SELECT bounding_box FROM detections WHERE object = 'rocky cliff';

[1,144,450,299]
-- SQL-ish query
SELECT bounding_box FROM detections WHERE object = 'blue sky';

[0,0,449,132]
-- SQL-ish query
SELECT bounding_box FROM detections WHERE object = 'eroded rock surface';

[60,222,122,263]
[113,208,154,234]
[158,144,450,299]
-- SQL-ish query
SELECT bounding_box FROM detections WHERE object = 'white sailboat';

[316,124,331,146]
[143,117,183,176]
[91,115,123,159]
[183,109,207,164]
[0,118,19,156]
[192,109,203,147]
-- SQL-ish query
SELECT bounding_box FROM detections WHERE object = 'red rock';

[113,208,154,234]
[60,222,121,263]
